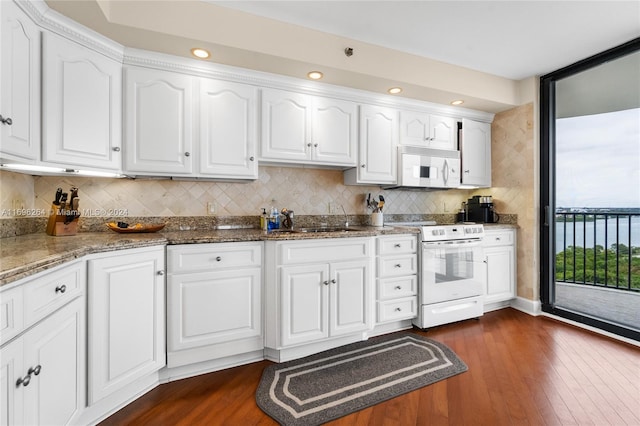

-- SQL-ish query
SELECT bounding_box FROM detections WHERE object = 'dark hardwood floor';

[99,309,640,425]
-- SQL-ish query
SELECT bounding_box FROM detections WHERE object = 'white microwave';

[387,146,460,189]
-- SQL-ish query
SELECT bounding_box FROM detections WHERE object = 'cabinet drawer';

[0,285,24,345]
[378,254,417,278]
[23,261,83,328]
[378,275,417,300]
[483,230,515,247]
[278,238,371,265]
[168,242,262,273]
[377,235,417,255]
[377,297,417,323]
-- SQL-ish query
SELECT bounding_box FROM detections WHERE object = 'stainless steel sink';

[271,226,367,234]
[294,226,366,233]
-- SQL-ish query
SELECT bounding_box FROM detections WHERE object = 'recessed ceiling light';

[190,48,210,59]
[388,87,402,94]
[451,100,464,106]
[307,71,324,80]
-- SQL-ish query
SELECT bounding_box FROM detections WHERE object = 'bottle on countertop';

[260,208,268,231]
[268,206,280,230]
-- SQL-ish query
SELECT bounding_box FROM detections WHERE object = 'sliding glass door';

[540,38,640,341]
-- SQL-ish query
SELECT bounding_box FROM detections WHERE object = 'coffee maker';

[467,195,499,223]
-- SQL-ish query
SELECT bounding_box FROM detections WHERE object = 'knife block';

[46,205,79,236]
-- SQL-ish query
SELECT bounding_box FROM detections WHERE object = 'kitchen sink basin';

[270,226,367,234]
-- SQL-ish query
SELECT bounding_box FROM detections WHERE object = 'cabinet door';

[167,268,261,352]
[260,88,311,162]
[358,105,398,184]
[22,298,83,426]
[399,111,429,147]
[330,260,371,337]
[0,337,23,426]
[0,0,40,162]
[199,79,257,179]
[42,32,122,171]
[124,67,193,175]
[485,245,516,303]
[461,118,491,187]
[311,97,357,166]
[428,114,457,150]
[87,247,165,405]
[280,264,329,346]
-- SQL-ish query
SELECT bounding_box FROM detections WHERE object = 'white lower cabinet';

[483,228,517,310]
[87,246,165,405]
[265,238,374,361]
[166,242,263,368]
[0,261,85,426]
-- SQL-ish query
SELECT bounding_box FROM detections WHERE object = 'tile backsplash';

[24,167,476,218]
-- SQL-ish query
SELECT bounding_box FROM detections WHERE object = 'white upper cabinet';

[399,111,457,151]
[345,104,398,185]
[42,32,122,171]
[461,118,491,187]
[0,0,40,162]
[198,79,258,179]
[261,88,357,166]
[124,66,193,175]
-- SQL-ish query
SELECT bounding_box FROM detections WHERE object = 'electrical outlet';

[207,202,215,215]
[12,199,24,210]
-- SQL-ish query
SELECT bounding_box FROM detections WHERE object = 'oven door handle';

[423,239,483,247]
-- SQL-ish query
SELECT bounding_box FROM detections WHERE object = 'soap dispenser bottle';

[260,208,268,231]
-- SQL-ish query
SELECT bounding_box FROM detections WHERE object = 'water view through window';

[554,108,640,331]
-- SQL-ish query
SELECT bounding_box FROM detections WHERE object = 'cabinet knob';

[28,365,42,376]
[361,164,366,168]
[394,243,401,248]
[395,285,402,290]
[55,284,67,294]
[331,279,337,284]
[314,143,318,147]
[307,143,312,147]
[464,170,470,174]
[249,156,254,161]
[16,375,31,388]
[112,147,121,152]
[215,256,222,262]
[395,307,402,312]
[184,152,191,157]
[0,115,12,125]
[323,280,330,285]
[157,270,165,276]
[496,237,501,241]
[394,264,402,268]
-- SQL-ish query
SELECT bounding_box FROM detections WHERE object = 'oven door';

[421,239,486,304]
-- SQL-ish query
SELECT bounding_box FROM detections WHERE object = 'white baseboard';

[510,296,542,316]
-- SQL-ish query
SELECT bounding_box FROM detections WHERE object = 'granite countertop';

[0,226,418,287]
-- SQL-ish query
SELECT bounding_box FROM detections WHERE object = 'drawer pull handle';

[394,244,401,248]
[395,307,402,312]
[394,264,402,268]
[157,270,165,276]
[496,237,501,241]
[0,115,12,126]
[55,285,67,294]
[28,365,42,376]
[16,374,31,388]
[215,256,222,262]
[395,286,402,290]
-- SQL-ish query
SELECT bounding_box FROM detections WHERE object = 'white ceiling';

[211,0,640,80]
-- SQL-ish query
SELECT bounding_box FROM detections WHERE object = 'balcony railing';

[555,210,639,293]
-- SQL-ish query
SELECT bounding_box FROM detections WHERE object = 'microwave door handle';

[443,159,449,184]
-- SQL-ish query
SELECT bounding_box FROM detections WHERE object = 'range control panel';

[420,224,484,242]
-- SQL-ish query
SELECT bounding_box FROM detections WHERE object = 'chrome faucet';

[339,204,349,228]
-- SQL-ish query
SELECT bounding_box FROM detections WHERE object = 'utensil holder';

[371,212,383,227]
